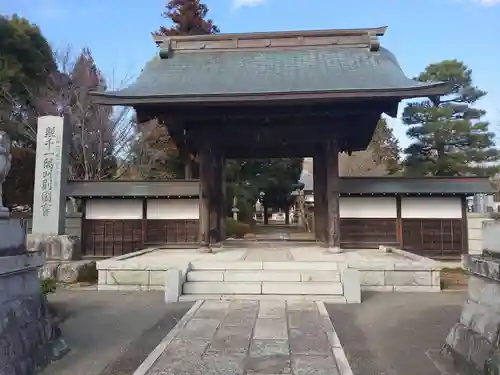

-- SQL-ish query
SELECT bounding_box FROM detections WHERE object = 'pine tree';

[403,60,500,177]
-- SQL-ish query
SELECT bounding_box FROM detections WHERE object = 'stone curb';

[132,300,204,375]
[316,301,354,375]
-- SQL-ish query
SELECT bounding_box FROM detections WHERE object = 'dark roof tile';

[299,176,495,195]
[91,47,448,104]
[66,180,199,197]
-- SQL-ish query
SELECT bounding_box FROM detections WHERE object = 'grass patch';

[440,268,468,290]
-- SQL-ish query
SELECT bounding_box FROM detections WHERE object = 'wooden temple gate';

[90,26,450,250]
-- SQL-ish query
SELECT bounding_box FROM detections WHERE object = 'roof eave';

[90,83,451,107]
[153,26,389,45]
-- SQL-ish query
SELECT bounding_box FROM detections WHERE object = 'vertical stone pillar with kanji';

[28,115,81,261]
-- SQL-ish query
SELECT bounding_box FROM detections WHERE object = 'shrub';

[226,218,251,239]
[41,278,57,295]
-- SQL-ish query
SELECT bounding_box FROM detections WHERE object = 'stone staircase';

[180,261,361,303]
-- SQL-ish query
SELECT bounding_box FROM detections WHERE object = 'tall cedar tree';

[403,60,500,177]
[154,0,219,36]
[147,1,303,221]
[141,0,219,179]
[369,118,401,175]
[338,118,401,177]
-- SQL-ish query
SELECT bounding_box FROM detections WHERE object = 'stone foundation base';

[27,234,81,261]
[0,254,69,375]
[430,255,500,375]
[41,260,97,283]
[0,218,27,257]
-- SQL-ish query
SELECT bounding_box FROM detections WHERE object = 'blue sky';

[2,0,499,148]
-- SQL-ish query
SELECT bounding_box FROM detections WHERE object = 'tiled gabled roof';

[91,27,449,105]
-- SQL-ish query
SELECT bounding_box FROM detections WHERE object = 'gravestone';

[27,116,81,261]
[428,218,500,375]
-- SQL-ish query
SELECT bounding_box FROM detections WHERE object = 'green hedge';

[226,218,251,239]
[41,278,57,295]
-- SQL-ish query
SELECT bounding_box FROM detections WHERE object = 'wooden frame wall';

[331,194,467,258]
[81,197,199,258]
[399,195,465,259]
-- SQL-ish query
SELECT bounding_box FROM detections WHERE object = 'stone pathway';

[136,299,352,375]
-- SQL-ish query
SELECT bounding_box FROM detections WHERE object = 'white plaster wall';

[85,199,143,220]
[147,199,199,220]
[401,197,462,219]
[467,213,491,255]
[339,197,397,218]
[483,220,500,253]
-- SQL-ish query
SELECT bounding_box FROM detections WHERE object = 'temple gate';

[91,26,449,250]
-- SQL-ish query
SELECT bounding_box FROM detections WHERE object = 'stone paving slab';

[142,300,351,375]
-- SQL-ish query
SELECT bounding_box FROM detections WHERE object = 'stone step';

[179,294,348,303]
[186,270,341,282]
[182,281,343,295]
[189,261,340,271]
[222,240,318,248]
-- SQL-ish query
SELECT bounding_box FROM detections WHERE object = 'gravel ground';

[326,291,467,375]
[40,290,193,375]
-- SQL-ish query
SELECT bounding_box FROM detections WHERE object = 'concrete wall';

[467,213,493,255]
[483,219,500,253]
[0,254,63,374]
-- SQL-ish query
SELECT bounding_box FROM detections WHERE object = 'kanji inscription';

[32,116,69,235]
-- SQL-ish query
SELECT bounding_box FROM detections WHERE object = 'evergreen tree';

[0,14,57,147]
[403,60,499,177]
[154,0,219,36]
[132,0,219,180]
[146,1,303,222]
[369,118,401,175]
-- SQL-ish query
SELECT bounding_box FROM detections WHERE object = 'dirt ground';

[327,291,467,375]
[40,290,193,375]
[440,268,468,290]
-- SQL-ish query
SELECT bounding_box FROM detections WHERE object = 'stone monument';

[0,131,26,257]
[27,115,81,261]
[0,130,12,215]
[232,195,240,221]
[0,130,69,375]
[428,218,500,374]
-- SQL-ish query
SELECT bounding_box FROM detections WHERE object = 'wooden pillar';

[263,202,269,225]
[219,156,227,241]
[396,195,403,248]
[313,149,327,243]
[141,198,148,247]
[184,162,192,180]
[325,139,341,250]
[461,196,469,255]
[179,148,192,180]
[208,149,225,244]
[198,146,212,247]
